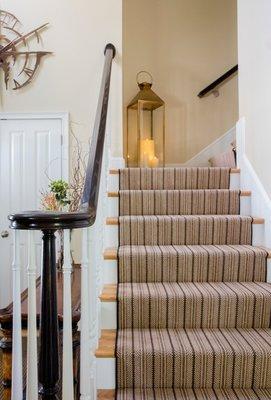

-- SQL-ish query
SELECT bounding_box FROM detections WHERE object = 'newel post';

[38,229,59,399]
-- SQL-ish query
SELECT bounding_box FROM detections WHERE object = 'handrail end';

[104,43,116,58]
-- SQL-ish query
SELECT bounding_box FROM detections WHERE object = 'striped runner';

[116,167,271,396]
[119,190,240,216]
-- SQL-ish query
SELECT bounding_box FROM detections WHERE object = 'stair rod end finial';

[104,43,116,58]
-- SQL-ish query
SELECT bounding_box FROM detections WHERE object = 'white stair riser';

[96,358,115,389]
[230,172,240,190]
[267,259,271,283]
[240,195,251,215]
[101,302,117,329]
[103,260,118,284]
[108,197,119,216]
[105,225,118,248]
[108,172,119,192]
[252,223,265,246]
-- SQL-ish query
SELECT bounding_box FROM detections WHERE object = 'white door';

[0,116,66,308]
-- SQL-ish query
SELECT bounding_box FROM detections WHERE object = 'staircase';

[97,166,271,399]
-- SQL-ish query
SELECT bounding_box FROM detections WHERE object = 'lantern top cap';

[128,73,164,110]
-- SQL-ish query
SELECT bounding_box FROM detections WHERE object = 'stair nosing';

[95,329,116,358]
[106,216,264,225]
[109,167,241,175]
[108,189,250,197]
[100,281,271,303]
[103,245,271,260]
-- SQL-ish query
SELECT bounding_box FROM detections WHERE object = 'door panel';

[0,117,64,308]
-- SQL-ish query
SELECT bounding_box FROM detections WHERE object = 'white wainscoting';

[236,117,271,280]
[166,126,236,167]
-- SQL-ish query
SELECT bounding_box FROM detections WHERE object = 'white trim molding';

[0,112,69,182]
[236,117,271,279]
[166,126,236,167]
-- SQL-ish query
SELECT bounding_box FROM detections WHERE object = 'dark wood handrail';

[198,64,238,98]
[8,42,116,230]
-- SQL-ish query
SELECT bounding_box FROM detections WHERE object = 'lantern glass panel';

[127,102,165,167]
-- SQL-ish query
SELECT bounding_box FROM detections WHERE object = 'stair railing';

[197,64,238,98]
[8,43,116,400]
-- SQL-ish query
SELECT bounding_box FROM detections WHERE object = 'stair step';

[116,388,271,399]
[107,216,264,226]
[103,247,118,260]
[99,284,117,302]
[117,245,269,283]
[116,190,249,216]
[118,215,255,246]
[104,245,271,261]
[108,191,119,197]
[108,189,251,197]
[95,329,116,358]
[110,168,240,175]
[98,390,115,400]
[109,169,120,175]
[106,217,119,225]
[117,328,271,389]
[118,167,234,190]
[118,282,271,329]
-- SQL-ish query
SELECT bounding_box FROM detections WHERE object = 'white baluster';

[62,229,74,400]
[26,231,38,400]
[88,225,97,399]
[11,230,23,400]
[80,228,91,400]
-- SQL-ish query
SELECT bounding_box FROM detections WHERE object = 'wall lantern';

[126,71,165,167]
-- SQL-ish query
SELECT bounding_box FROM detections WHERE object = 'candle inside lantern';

[140,139,159,167]
[149,156,159,168]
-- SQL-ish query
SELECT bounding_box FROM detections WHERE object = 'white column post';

[26,231,38,400]
[80,228,91,400]
[11,230,23,400]
[88,224,97,399]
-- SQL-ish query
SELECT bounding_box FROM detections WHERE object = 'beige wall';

[0,0,122,262]
[238,0,271,196]
[0,0,123,157]
[123,0,238,164]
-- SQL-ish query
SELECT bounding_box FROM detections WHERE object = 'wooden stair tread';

[230,168,240,173]
[103,248,118,260]
[240,190,251,196]
[95,329,116,358]
[106,217,265,226]
[106,217,119,225]
[108,190,251,197]
[104,245,270,260]
[98,389,115,400]
[253,217,265,224]
[99,284,117,302]
[109,168,241,174]
[109,169,119,175]
[108,191,119,197]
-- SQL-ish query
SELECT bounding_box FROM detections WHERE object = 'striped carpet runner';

[116,167,271,399]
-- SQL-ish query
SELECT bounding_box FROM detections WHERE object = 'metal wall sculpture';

[0,10,51,90]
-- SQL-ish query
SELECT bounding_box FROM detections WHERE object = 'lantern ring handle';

[136,71,153,85]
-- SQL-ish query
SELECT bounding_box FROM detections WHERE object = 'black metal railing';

[8,43,116,399]
[198,64,238,98]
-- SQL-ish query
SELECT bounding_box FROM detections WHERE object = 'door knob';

[1,230,9,238]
